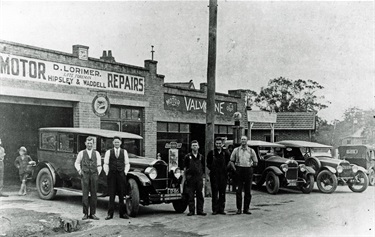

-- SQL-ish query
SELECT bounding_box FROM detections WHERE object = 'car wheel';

[265,172,280,194]
[300,174,314,194]
[348,171,369,193]
[368,169,375,186]
[36,168,57,200]
[172,196,188,213]
[126,179,140,217]
[316,170,338,194]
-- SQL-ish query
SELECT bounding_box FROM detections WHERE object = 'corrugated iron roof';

[252,112,316,130]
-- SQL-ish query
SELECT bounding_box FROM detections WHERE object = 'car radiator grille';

[285,164,298,180]
[152,163,168,190]
[340,165,353,177]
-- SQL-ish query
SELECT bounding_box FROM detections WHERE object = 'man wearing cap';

[103,136,130,220]
[74,137,102,220]
[0,139,9,197]
[229,136,258,215]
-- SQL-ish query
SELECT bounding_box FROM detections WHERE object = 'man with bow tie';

[103,136,130,220]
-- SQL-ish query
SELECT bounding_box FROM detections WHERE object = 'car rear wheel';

[300,174,314,194]
[316,170,337,194]
[348,171,369,193]
[126,179,140,217]
[36,168,57,200]
[265,172,280,194]
[368,169,375,186]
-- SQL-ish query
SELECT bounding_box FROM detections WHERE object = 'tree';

[255,77,330,112]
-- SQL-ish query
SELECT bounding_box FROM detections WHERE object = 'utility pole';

[205,0,218,197]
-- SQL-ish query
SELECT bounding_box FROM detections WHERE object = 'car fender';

[127,171,152,187]
[34,162,57,185]
[264,166,283,176]
[305,166,316,175]
[357,166,368,174]
[322,166,336,174]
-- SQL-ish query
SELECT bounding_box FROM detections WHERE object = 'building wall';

[251,130,312,142]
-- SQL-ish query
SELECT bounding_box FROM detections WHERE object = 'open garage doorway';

[0,102,73,180]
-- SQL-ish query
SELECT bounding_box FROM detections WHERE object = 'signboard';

[164,94,237,117]
[92,94,110,117]
[247,111,277,123]
[0,53,145,94]
[165,142,182,171]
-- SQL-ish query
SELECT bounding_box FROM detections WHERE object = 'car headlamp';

[145,167,158,180]
[281,164,288,172]
[337,165,343,173]
[299,164,306,172]
[171,167,181,179]
[352,165,358,173]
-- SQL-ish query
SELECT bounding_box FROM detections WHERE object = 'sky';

[1,0,374,122]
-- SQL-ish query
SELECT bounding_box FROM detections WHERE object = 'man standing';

[184,140,207,216]
[0,139,9,197]
[103,136,130,220]
[74,137,102,220]
[207,137,230,215]
[229,136,258,215]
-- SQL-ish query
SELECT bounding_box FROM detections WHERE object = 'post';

[205,0,218,197]
[270,123,275,143]
[247,122,254,140]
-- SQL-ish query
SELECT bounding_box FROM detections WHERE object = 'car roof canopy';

[225,140,285,148]
[39,127,143,140]
[277,140,332,148]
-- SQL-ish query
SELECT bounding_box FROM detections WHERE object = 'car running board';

[54,187,107,197]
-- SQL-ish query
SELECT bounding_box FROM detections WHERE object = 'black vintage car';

[278,140,369,194]
[225,140,315,194]
[338,145,375,186]
[33,127,187,217]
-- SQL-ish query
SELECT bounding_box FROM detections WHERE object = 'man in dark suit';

[103,136,130,220]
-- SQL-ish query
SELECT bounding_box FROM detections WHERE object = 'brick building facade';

[0,40,247,178]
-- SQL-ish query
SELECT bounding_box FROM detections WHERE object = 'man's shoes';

[243,210,252,215]
[218,211,226,215]
[0,193,9,197]
[105,215,113,220]
[197,212,207,216]
[187,212,194,216]
[212,211,218,215]
[82,214,88,220]
[120,214,129,219]
[236,209,242,214]
[90,215,100,220]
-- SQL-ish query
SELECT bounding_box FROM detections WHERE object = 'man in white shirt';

[74,136,102,220]
[103,136,130,220]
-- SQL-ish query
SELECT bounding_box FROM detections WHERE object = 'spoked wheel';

[265,172,280,194]
[36,168,57,200]
[316,170,337,194]
[300,174,314,194]
[348,171,369,193]
[368,169,375,186]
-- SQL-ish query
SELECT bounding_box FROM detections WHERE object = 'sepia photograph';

[0,0,374,236]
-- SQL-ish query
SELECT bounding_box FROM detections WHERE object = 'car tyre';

[172,197,188,213]
[348,170,369,193]
[126,179,140,217]
[316,170,338,194]
[265,172,280,194]
[300,174,314,194]
[368,169,375,186]
[36,167,57,200]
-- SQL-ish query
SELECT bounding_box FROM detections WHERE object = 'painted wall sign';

[164,94,237,117]
[0,53,145,94]
[92,94,110,117]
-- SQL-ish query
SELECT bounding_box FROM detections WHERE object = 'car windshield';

[300,147,333,158]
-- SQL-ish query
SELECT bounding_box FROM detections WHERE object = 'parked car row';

[31,127,372,217]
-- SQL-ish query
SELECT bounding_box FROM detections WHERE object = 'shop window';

[157,122,168,132]
[58,133,74,152]
[101,121,120,131]
[179,124,190,133]
[132,109,141,121]
[227,126,233,134]
[168,123,179,133]
[219,125,228,134]
[122,122,141,135]
[214,125,219,134]
[103,107,120,119]
[40,132,57,150]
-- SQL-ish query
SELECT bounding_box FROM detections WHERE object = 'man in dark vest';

[207,137,230,215]
[103,136,130,220]
[74,136,102,220]
[184,140,207,216]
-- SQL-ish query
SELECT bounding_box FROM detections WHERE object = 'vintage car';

[278,140,369,194]
[338,145,375,186]
[33,127,187,217]
[224,140,316,194]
